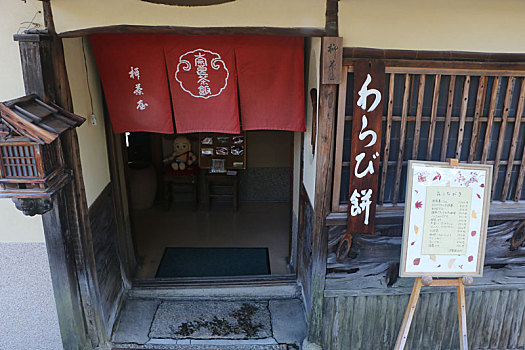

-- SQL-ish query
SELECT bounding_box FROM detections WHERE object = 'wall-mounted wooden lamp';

[0,95,84,214]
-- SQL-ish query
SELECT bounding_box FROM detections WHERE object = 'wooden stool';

[205,173,238,211]
[164,173,198,210]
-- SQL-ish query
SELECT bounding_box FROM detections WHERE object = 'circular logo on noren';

[175,49,229,99]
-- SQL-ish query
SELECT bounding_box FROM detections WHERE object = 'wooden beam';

[468,76,487,163]
[481,77,500,164]
[440,76,456,161]
[455,76,470,160]
[326,201,525,226]
[103,99,137,284]
[426,74,441,160]
[343,47,525,63]
[141,0,234,5]
[58,25,326,38]
[510,80,525,202]
[16,21,108,350]
[379,73,395,204]
[331,66,349,211]
[308,83,337,344]
[392,74,410,204]
[412,74,425,159]
[41,187,89,349]
[492,78,515,197]
[325,0,339,36]
[307,2,339,343]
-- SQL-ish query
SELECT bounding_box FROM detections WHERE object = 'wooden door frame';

[14,31,108,349]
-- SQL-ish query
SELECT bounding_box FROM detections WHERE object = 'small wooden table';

[205,173,239,211]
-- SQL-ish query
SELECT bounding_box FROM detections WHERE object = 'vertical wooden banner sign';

[321,37,343,85]
[347,60,385,235]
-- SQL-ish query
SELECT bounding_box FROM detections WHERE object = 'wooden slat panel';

[345,113,524,124]
[381,295,396,348]
[331,66,349,212]
[412,75,426,159]
[440,76,456,161]
[503,78,525,201]
[514,135,525,202]
[481,289,501,347]
[466,289,483,349]
[426,74,441,160]
[517,290,525,347]
[410,293,430,349]
[350,297,366,349]
[379,73,395,204]
[392,74,411,204]
[492,77,515,196]
[499,289,519,349]
[425,293,441,348]
[490,290,510,349]
[468,76,488,163]
[362,296,378,350]
[455,76,471,159]
[481,77,500,163]
[343,296,355,348]
[385,66,525,77]
[321,289,525,350]
[320,296,335,348]
[509,290,525,348]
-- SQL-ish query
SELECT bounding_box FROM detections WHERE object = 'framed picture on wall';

[198,132,247,170]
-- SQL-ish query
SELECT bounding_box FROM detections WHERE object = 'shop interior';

[88,34,306,280]
[125,130,295,279]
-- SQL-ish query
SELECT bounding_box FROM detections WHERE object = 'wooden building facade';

[1,1,524,349]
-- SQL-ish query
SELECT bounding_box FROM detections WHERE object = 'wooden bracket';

[394,277,469,350]
[446,158,459,167]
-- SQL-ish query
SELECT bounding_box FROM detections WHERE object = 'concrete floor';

[132,202,291,278]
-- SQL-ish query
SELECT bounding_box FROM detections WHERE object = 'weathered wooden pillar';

[307,0,340,346]
[14,28,107,350]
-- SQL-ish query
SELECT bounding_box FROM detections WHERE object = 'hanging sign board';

[400,160,492,277]
[321,37,343,84]
[346,60,385,235]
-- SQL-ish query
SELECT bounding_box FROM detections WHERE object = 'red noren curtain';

[90,34,174,134]
[235,36,305,132]
[164,35,240,134]
[90,34,305,134]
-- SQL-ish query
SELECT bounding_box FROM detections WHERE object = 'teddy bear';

[163,135,197,171]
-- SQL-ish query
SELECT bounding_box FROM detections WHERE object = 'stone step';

[113,345,289,350]
[112,298,306,349]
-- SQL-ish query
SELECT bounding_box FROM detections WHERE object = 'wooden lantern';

[0,95,84,198]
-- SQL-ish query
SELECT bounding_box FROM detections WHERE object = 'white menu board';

[400,161,492,277]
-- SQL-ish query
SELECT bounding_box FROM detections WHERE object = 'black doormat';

[155,247,271,278]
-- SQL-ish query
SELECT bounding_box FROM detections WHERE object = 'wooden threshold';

[133,274,296,288]
[326,201,525,226]
[130,274,299,299]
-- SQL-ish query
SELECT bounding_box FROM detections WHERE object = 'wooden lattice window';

[0,143,39,179]
[332,62,525,219]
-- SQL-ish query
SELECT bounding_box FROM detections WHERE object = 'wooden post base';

[394,277,469,350]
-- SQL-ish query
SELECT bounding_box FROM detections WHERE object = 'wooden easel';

[394,275,472,350]
[395,157,472,349]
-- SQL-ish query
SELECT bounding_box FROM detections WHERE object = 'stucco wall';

[51,0,326,35]
[0,3,62,350]
[340,0,525,53]
[303,37,321,208]
[0,1,44,243]
[63,38,111,206]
